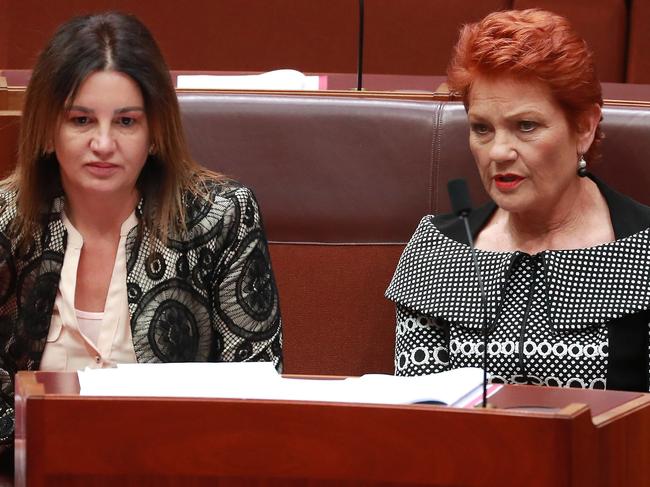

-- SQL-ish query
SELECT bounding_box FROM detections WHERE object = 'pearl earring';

[577,155,588,178]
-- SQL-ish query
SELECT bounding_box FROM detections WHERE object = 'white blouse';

[40,211,139,370]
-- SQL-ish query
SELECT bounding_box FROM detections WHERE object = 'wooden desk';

[14,371,650,486]
[3,70,650,111]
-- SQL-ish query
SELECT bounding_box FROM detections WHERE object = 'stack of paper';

[78,363,493,407]
[176,69,324,90]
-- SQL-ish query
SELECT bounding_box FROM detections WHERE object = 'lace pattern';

[0,179,283,451]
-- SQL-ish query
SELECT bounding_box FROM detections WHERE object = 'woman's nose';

[488,131,517,163]
[89,126,116,154]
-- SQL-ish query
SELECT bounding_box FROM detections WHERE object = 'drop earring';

[577,155,588,177]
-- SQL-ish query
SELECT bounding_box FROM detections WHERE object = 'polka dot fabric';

[546,231,650,329]
[387,216,650,390]
[386,216,513,329]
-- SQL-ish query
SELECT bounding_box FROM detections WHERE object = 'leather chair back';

[179,93,650,375]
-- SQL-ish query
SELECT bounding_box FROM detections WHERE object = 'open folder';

[78,363,501,407]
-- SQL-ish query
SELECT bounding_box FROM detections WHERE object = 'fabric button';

[95,355,101,364]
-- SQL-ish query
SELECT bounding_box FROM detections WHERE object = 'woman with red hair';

[387,9,650,391]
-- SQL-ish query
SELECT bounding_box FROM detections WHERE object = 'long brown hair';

[8,11,222,245]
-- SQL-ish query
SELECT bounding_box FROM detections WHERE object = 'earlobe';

[576,104,602,154]
[43,132,56,155]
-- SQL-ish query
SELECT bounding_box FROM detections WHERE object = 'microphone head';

[447,179,473,216]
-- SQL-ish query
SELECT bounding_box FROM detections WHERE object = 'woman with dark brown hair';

[0,12,282,452]
[387,9,650,392]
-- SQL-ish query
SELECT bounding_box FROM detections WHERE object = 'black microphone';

[356,0,365,91]
[448,178,472,217]
[447,179,489,408]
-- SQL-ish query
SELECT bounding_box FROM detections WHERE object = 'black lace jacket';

[0,180,283,448]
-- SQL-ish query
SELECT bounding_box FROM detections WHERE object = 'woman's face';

[54,70,149,202]
[467,76,593,215]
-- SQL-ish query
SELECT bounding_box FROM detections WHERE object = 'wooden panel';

[0,112,19,177]
[0,0,640,81]
[269,244,402,376]
[0,0,8,68]
[627,0,650,83]
[364,0,510,75]
[4,0,358,73]
[514,0,628,82]
[20,372,635,487]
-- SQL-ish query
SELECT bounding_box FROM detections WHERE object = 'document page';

[78,364,488,407]
[176,69,324,90]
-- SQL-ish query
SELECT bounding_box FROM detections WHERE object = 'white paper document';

[78,362,483,405]
[78,364,487,407]
[176,69,322,90]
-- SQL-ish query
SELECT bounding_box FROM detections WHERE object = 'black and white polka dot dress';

[386,213,650,391]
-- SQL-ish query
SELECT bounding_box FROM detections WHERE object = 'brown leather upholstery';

[1,91,648,377]
[180,94,440,243]
[179,94,446,375]
[423,101,650,208]
[410,100,650,207]
[594,105,650,198]
[0,93,649,376]
[179,94,650,376]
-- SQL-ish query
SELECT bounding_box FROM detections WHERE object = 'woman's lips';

[493,173,525,191]
[85,162,119,177]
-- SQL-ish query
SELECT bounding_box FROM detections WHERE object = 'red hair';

[447,9,603,161]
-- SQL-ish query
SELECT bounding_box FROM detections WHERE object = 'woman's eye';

[519,120,537,132]
[471,123,490,135]
[72,116,90,126]
[117,117,135,127]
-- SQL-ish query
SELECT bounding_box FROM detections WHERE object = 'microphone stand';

[447,179,489,408]
[458,213,489,408]
[356,0,364,91]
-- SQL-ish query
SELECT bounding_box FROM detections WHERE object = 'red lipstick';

[493,173,525,191]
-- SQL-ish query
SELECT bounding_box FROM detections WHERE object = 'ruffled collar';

[386,216,650,330]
